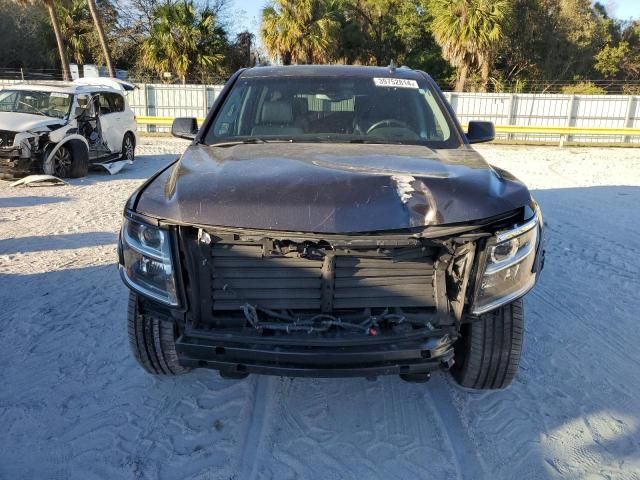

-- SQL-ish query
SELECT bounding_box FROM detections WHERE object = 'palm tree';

[261,0,341,65]
[14,0,71,80]
[86,0,115,77]
[58,0,92,64]
[430,0,511,91]
[142,1,226,84]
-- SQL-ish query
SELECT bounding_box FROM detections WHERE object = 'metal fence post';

[506,93,515,141]
[561,95,577,147]
[623,96,636,144]
[146,84,157,133]
[202,84,208,119]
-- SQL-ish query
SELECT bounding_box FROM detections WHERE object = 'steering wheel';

[366,118,411,135]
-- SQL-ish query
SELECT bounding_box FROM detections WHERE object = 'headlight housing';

[119,217,178,306]
[472,210,541,315]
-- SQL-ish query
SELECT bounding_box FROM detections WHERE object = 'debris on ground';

[9,175,67,187]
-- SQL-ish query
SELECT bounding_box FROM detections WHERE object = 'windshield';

[0,90,73,119]
[205,75,460,148]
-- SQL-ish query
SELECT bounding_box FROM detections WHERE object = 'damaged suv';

[0,78,137,178]
[119,66,544,389]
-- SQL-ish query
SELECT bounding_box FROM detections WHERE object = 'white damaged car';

[0,78,138,178]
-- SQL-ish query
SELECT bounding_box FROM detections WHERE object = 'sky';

[228,0,640,40]
[606,0,640,20]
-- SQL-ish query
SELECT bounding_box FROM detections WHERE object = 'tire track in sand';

[427,377,487,480]
[237,376,273,480]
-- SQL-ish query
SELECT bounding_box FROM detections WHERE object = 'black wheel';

[451,299,524,390]
[121,133,135,161]
[127,292,189,375]
[43,144,88,178]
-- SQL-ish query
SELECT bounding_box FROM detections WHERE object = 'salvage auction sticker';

[373,77,419,89]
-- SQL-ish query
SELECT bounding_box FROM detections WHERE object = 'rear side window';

[96,92,125,114]
[111,93,125,112]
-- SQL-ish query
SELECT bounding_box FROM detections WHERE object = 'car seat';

[251,101,304,136]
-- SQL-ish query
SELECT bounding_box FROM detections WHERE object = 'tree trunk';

[44,0,71,81]
[480,57,490,92]
[86,0,115,77]
[455,63,468,92]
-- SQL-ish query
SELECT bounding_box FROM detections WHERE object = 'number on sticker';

[373,78,419,89]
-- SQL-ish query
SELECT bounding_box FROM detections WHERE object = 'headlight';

[472,212,540,315]
[119,217,178,306]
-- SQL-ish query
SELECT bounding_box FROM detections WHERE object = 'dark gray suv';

[118,65,544,389]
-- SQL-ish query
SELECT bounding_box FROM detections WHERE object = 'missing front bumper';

[175,333,455,378]
[0,150,36,178]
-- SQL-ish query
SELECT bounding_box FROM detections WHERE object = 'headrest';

[292,97,309,115]
[261,101,293,124]
[50,97,67,107]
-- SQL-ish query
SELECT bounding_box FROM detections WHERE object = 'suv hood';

[0,112,65,133]
[136,143,531,233]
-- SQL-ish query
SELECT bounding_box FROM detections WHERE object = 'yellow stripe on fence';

[136,116,206,126]
[135,117,640,137]
[493,125,640,136]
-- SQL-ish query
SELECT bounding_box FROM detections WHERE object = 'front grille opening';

[0,130,16,148]
[195,235,449,337]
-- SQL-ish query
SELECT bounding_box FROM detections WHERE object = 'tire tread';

[127,293,189,375]
[453,299,524,390]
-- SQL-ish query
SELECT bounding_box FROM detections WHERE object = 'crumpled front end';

[0,130,42,178]
[120,196,544,379]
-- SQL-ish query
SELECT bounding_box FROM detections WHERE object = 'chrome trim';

[495,215,538,243]
[471,274,536,315]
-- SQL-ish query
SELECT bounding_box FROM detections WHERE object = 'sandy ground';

[1,138,639,480]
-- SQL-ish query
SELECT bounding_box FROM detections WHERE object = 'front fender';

[46,134,89,166]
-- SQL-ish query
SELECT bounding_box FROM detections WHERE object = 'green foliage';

[261,0,341,65]
[595,21,640,80]
[429,0,511,91]
[141,1,227,83]
[497,0,615,88]
[0,0,56,70]
[259,0,452,77]
[57,0,95,65]
[2,0,640,92]
[561,81,607,94]
[595,42,630,78]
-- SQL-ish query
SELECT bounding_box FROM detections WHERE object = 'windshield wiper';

[348,138,405,145]
[210,138,294,148]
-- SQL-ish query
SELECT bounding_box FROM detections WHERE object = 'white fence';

[2,79,639,144]
[443,92,640,144]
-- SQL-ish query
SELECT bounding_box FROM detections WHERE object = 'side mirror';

[466,121,495,144]
[172,117,198,140]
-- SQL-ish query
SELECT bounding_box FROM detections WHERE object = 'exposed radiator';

[209,242,438,313]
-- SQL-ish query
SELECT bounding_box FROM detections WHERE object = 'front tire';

[121,133,135,161]
[43,145,88,178]
[128,293,189,375]
[451,299,524,390]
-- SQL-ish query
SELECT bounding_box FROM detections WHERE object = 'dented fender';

[46,134,89,165]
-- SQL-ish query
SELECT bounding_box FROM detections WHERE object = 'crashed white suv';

[0,78,138,178]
